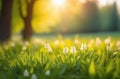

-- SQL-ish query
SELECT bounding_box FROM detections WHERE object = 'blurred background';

[0,0,120,41]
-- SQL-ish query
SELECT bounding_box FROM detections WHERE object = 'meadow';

[0,34,120,79]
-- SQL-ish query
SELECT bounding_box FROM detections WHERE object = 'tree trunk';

[0,0,13,42]
[23,16,33,41]
[18,0,36,41]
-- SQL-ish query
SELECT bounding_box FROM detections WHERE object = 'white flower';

[44,43,50,49]
[117,41,120,46]
[45,70,50,76]
[23,69,29,77]
[116,41,120,50]
[33,38,43,44]
[48,47,53,53]
[21,41,29,51]
[44,43,53,53]
[88,40,94,47]
[33,44,39,50]
[54,40,59,46]
[106,43,111,50]
[74,39,79,44]
[63,46,69,54]
[31,74,37,79]
[80,43,87,50]
[25,41,29,46]
[70,46,76,53]
[104,37,111,44]
[96,37,101,46]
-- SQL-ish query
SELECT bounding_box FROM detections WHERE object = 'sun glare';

[98,0,107,7]
[98,0,115,7]
[79,0,86,4]
[52,0,65,7]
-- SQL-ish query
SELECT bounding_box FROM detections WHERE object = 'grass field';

[0,33,120,79]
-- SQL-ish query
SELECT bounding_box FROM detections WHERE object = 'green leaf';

[89,61,95,76]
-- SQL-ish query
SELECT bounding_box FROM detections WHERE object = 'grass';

[0,34,120,79]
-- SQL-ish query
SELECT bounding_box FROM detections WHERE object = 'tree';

[109,1,119,31]
[18,0,37,40]
[79,0,100,33]
[0,0,13,42]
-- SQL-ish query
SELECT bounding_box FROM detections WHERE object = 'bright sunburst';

[98,0,107,6]
[52,0,65,7]
[98,0,115,7]
[79,0,86,4]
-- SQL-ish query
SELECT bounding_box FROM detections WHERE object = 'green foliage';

[11,0,120,34]
[12,0,61,34]
[12,0,24,34]
[0,36,120,79]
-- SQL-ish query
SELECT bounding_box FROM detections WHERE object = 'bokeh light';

[52,0,66,7]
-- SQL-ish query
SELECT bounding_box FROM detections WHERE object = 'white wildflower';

[48,47,53,53]
[25,41,29,46]
[106,43,111,50]
[63,46,69,54]
[96,37,101,46]
[104,37,111,44]
[33,44,39,50]
[70,46,77,53]
[116,41,120,50]
[33,38,43,44]
[74,39,79,44]
[117,41,120,46]
[44,43,50,49]
[31,74,37,79]
[54,40,59,46]
[44,43,53,53]
[45,70,50,76]
[23,69,29,77]
[88,40,94,47]
[80,43,87,50]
